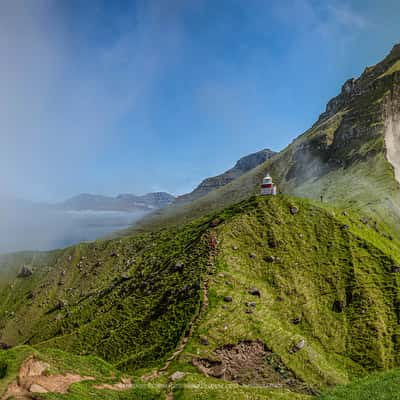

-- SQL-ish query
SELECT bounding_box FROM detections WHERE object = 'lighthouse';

[260,173,277,195]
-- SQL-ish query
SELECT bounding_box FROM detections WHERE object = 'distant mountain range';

[56,192,176,212]
[55,149,276,213]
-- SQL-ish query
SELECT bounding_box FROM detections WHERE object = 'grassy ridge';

[0,218,212,371]
[176,196,400,392]
[1,195,400,399]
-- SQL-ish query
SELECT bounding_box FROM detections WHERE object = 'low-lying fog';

[0,200,147,253]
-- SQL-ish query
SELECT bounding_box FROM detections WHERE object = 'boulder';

[292,339,305,353]
[0,342,11,350]
[290,207,299,215]
[199,336,209,345]
[223,296,233,303]
[265,255,275,263]
[248,288,261,297]
[170,371,186,381]
[17,265,32,278]
[333,300,346,312]
[249,253,257,259]
[172,262,184,273]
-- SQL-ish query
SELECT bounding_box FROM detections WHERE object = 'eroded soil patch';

[193,340,312,393]
[2,357,94,400]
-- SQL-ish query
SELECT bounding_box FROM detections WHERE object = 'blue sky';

[1,0,400,201]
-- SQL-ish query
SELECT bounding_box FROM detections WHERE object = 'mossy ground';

[175,196,400,394]
[2,195,400,399]
[318,368,400,400]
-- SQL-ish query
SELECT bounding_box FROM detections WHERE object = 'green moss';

[318,368,400,400]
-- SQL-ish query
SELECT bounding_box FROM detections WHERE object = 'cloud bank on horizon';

[0,0,397,203]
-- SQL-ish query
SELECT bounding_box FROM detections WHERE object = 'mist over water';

[0,200,147,253]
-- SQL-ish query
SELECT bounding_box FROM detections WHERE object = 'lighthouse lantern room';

[260,173,277,195]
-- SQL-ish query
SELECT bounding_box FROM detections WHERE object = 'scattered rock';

[232,245,238,250]
[249,253,257,259]
[332,300,346,313]
[17,265,32,278]
[265,255,275,263]
[110,252,119,257]
[223,296,233,303]
[392,266,400,273]
[30,383,48,393]
[290,207,299,215]
[0,342,12,350]
[291,339,305,353]
[200,336,209,345]
[342,211,348,216]
[245,302,256,308]
[248,288,261,297]
[360,217,369,225]
[55,300,66,310]
[292,317,301,325]
[170,371,186,381]
[267,239,279,248]
[245,309,253,314]
[60,270,66,277]
[172,262,184,273]
[121,273,130,281]
[209,218,221,228]
[341,224,350,230]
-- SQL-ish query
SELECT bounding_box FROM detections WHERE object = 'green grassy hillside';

[0,218,212,371]
[3,195,400,399]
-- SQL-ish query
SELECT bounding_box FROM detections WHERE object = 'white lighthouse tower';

[260,173,277,195]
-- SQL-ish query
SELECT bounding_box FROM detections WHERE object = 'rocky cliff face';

[127,44,400,234]
[175,148,276,205]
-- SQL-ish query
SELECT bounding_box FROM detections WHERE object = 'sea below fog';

[0,207,148,253]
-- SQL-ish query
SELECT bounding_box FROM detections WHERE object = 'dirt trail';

[94,378,133,391]
[2,357,95,400]
[142,231,217,388]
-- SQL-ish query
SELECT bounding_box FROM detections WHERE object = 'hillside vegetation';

[2,195,400,399]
